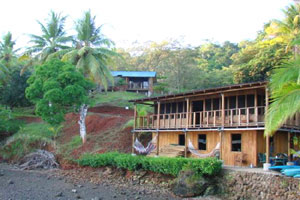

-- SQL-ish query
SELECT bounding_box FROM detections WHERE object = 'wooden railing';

[135,106,300,130]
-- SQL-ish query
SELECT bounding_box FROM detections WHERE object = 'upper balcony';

[127,81,149,90]
[130,81,300,132]
[135,106,300,130]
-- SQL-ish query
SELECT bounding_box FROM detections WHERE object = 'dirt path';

[0,163,178,200]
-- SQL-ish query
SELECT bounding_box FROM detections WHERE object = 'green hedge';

[77,152,222,176]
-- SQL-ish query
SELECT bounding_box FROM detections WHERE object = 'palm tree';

[27,11,72,62]
[0,32,19,81]
[264,49,300,136]
[62,10,117,143]
[267,4,300,55]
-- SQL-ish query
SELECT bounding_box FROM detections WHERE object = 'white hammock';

[188,139,220,158]
[133,135,157,155]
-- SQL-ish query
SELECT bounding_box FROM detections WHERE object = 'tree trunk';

[78,104,88,143]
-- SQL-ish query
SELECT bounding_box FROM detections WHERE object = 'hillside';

[0,91,152,165]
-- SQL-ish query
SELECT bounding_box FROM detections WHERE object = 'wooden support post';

[236,95,238,110]
[193,112,196,128]
[186,98,190,129]
[156,131,160,156]
[254,90,258,124]
[203,99,206,126]
[134,104,137,129]
[288,132,291,161]
[265,87,270,163]
[184,131,188,157]
[213,111,216,126]
[221,93,225,128]
[131,131,136,154]
[219,130,223,160]
[157,102,161,129]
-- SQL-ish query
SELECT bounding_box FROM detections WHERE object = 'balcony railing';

[128,82,149,90]
[135,106,300,130]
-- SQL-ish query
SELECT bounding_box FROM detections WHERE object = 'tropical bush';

[0,122,54,160]
[77,152,222,176]
[0,106,24,135]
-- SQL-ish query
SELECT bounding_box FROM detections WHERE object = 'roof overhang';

[130,81,268,103]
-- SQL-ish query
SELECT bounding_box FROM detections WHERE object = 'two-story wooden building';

[130,82,300,167]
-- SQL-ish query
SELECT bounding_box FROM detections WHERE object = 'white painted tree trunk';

[78,104,88,143]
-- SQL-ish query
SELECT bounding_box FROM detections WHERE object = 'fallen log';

[18,150,59,170]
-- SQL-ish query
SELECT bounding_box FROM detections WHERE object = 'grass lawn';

[92,91,153,113]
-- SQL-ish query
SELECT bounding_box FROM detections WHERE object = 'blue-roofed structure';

[111,71,156,78]
[111,71,157,96]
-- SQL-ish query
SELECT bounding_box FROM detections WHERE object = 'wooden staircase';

[149,144,185,157]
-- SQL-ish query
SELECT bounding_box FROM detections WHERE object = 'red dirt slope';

[59,105,134,158]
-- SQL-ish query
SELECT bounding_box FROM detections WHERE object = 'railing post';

[213,111,216,127]
[246,108,249,125]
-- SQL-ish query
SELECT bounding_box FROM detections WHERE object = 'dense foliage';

[25,59,94,125]
[77,152,222,176]
[0,122,54,160]
[0,106,24,137]
[0,68,31,107]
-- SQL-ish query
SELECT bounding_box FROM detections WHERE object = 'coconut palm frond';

[45,49,72,62]
[265,84,300,135]
[28,11,72,64]
[61,49,78,64]
[270,59,300,92]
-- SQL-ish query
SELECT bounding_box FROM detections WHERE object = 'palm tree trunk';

[78,104,88,143]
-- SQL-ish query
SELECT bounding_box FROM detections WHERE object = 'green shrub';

[77,152,222,177]
[114,154,145,171]
[182,157,223,176]
[78,152,119,167]
[0,122,54,160]
[0,106,25,135]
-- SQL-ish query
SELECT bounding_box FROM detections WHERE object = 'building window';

[198,134,207,150]
[231,134,242,152]
[179,134,185,146]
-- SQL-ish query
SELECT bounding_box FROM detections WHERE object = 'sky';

[0,0,295,49]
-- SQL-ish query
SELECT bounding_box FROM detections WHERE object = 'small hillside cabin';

[130,82,300,167]
[111,71,156,96]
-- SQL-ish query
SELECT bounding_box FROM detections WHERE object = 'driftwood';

[18,150,59,170]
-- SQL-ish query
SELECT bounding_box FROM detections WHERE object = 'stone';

[55,192,63,197]
[0,171,4,176]
[72,189,77,193]
[91,198,101,200]
[76,194,81,199]
[8,180,14,184]
[171,170,211,197]
[77,184,83,188]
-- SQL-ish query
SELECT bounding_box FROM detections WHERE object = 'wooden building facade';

[130,82,300,167]
[111,71,156,96]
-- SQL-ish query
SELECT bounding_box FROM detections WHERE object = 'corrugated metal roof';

[111,71,156,78]
[129,81,268,103]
